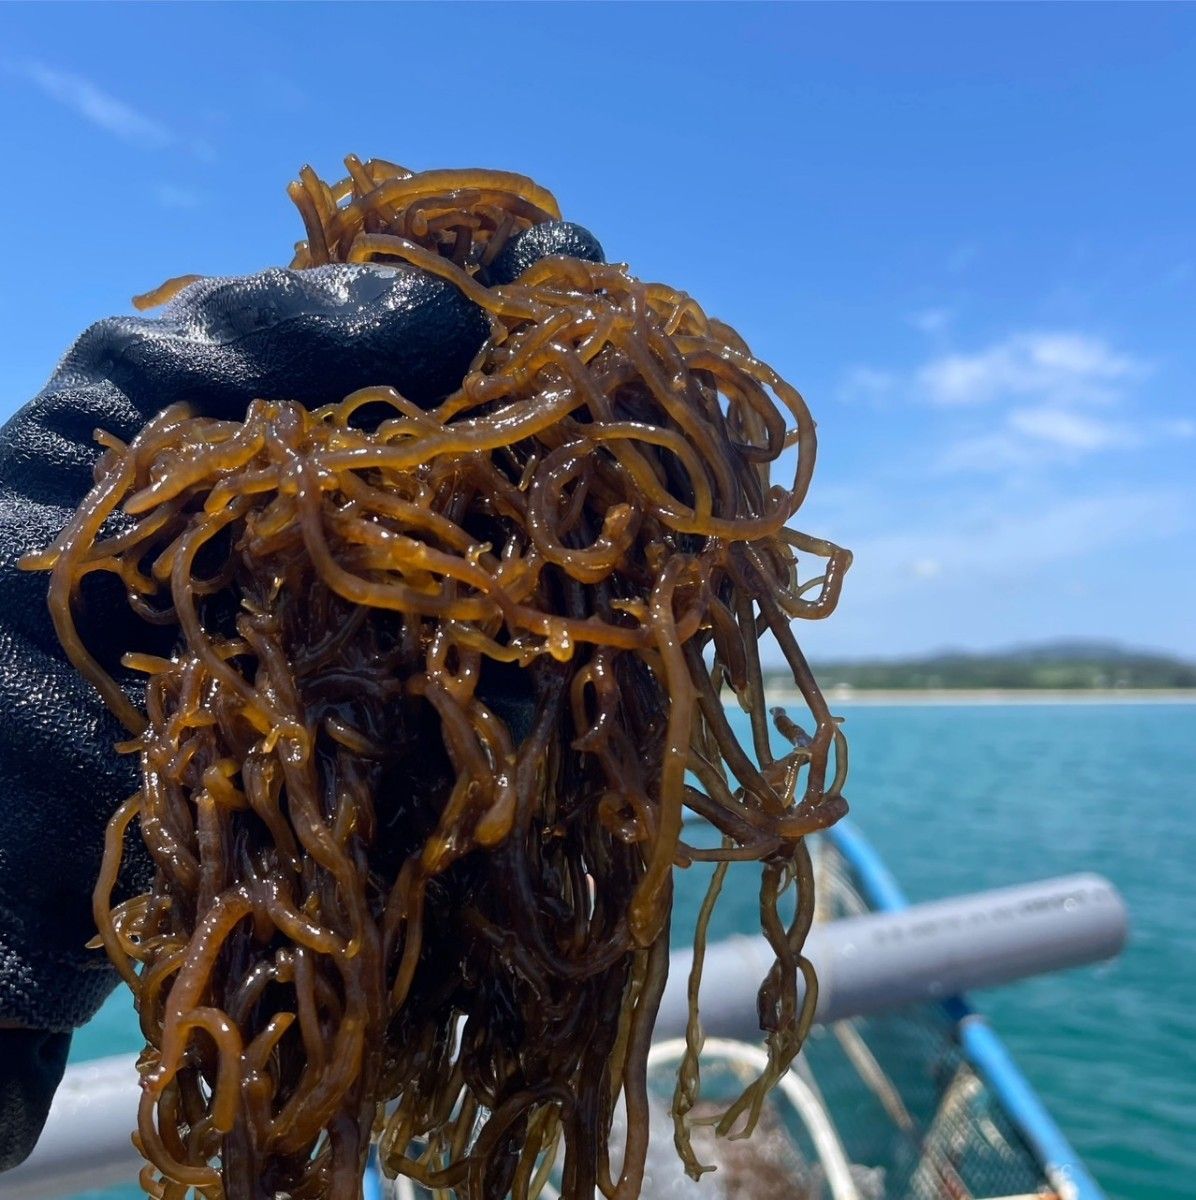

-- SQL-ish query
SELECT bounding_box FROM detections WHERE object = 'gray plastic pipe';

[3,1054,145,1200]
[656,871,1128,1040]
[3,872,1126,1200]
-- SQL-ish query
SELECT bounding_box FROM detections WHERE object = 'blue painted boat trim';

[825,820,911,911]
[364,1146,382,1200]
[826,819,1106,1200]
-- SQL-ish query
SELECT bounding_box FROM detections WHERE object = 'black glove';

[0,220,604,1172]
[0,262,487,1171]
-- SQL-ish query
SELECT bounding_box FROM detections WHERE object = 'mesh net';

[789,838,1058,1200]
[62,842,1063,1200]
[381,835,1060,1200]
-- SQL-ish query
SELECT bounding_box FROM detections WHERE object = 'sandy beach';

[763,687,1196,707]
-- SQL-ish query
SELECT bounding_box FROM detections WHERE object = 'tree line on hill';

[789,640,1196,690]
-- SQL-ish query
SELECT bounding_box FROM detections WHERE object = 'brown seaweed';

[28,158,850,1200]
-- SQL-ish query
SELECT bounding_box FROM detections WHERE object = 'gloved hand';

[0,218,605,1172]
[0,258,490,1171]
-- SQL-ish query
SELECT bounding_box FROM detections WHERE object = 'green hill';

[795,640,1196,690]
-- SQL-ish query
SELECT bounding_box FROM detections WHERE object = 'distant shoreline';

[763,687,1196,707]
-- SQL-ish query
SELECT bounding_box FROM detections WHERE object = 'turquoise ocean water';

[66,702,1195,1200]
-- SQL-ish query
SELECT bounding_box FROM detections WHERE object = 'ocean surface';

[64,702,1195,1200]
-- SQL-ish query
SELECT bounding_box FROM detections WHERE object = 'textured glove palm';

[0,260,492,1170]
[0,216,603,1170]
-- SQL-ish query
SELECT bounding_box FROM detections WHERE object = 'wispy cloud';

[838,327,1165,472]
[936,405,1188,475]
[841,487,1185,600]
[153,183,204,210]
[907,307,952,335]
[1006,406,1128,451]
[935,432,1027,473]
[793,467,1194,660]
[837,365,896,405]
[9,59,173,148]
[917,332,1143,407]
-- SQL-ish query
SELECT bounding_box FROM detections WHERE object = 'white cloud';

[842,488,1184,602]
[838,328,1157,471]
[792,483,1192,660]
[1006,407,1129,452]
[837,365,896,404]
[938,409,1184,472]
[917,332,1143,408]
[1163,418,1196,439]
[908,308,952,335]
[10,60,173,148]
[153,183,204,210]
[1028,333,1134,377]
[936,432,1025,473]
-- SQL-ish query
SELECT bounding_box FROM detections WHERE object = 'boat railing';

[4,832,1126,1200]
[820,823,1116,1200]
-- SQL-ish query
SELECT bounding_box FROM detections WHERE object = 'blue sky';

[2,3,1193,661]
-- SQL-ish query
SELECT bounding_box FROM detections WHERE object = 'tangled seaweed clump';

[29,157,850,1200]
